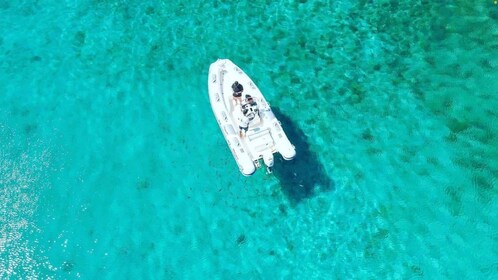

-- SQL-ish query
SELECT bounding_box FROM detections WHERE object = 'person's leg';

[239,126,248,137]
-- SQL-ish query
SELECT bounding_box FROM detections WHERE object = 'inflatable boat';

[208,59,296,176]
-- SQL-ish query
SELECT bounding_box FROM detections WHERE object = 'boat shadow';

[272,108,334,205]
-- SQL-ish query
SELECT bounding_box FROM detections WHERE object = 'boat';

[208,59,296,176]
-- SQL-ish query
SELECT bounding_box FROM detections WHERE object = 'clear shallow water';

[1,0,497,278]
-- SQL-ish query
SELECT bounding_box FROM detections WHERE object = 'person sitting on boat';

[241,94,259,120]
[245,94,257,106]
[239,115,250,137]
[231,81,243,105]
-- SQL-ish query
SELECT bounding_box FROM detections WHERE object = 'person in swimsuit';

[239,115,250,137]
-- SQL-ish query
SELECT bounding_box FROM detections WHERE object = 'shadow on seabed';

[271,108,335,205]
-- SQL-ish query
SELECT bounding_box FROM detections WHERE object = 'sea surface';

[1,0,497,279]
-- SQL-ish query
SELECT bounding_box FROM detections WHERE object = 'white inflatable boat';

[208,59,296,176]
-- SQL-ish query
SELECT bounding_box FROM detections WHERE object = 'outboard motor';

[263,152,274,174]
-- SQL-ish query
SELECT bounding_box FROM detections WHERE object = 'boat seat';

[247,128,274,154]
[247,127,271,140]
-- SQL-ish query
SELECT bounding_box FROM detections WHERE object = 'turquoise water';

[1,0,497,278]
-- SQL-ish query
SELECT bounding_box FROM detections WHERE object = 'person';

[232,81,243,105]
[239,115,250,137]
[245,94,255,105]
[241,94,259,120]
